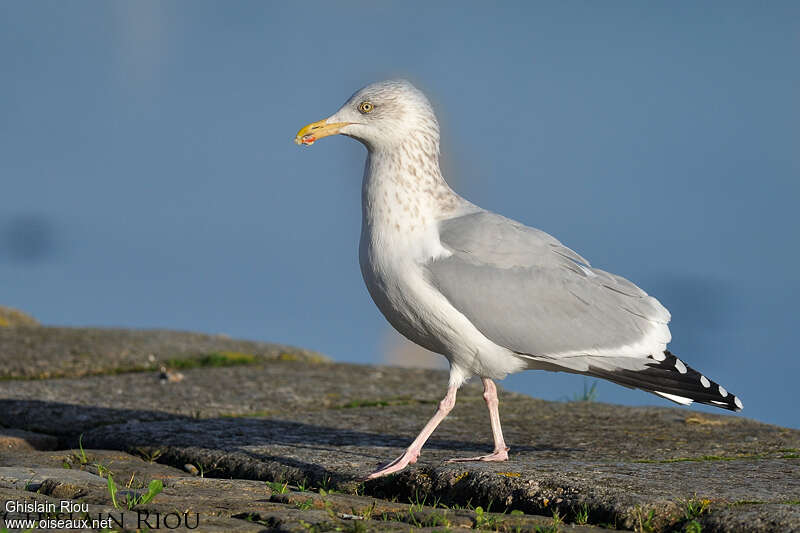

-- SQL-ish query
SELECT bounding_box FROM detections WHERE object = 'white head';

[295,80,440,154]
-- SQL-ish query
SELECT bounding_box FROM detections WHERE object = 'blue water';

[2,2,798,428]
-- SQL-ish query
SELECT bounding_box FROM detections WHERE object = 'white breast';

[357,154,526,386]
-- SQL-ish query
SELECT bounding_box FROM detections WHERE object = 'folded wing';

[427,211,671,360]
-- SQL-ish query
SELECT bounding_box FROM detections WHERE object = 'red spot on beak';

[302,135,316,145]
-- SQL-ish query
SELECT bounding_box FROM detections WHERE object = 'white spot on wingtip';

[700,375,711,388]
[734,396,743,410]
[674,358,687,374]
[652,351,666,362]
[718,385,728,397]
[654,391,693,405]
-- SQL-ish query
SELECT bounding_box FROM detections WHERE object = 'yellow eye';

[358,101,374,113]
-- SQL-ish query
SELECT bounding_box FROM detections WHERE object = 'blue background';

[1,2,798,428]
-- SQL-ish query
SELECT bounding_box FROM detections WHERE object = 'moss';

[164,351,257,369]
[496,472,521,478]
[684,415,726,426]
[634,454,760,464]
[220,410,274,418]
[729,500,767,506]
[0,305,39,327]
[452,472,469,483]
[336,397,434,409]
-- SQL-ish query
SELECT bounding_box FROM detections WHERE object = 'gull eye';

[358,101,374,114]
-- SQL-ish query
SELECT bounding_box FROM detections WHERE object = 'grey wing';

[426,211,672,361]
[426,211,745,413]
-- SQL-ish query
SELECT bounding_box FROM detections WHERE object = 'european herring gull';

[295,80,742,479]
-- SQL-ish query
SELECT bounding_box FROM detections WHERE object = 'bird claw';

[447,448,509,463]
[364,449,420,480]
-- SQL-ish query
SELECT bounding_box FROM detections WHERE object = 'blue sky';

[1,1,798,428]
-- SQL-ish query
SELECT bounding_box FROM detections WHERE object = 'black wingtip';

[659,351,743,412]
[588,350,743,412]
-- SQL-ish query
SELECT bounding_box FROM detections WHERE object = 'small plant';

[633,506,656,533]
[575,503,589,525]
[129,479,163,508]
[296,498,314,510]
[358,502,376,520]
[684,498,710,520]
[684,520,702,533]
[410,489,428,512]
[552,509,563,527]
[428,511,451,528]
[267,480,289,494]
[319,475,334,492]
[107,475,163,510]
[571,380,599,402]
[77,433,89,465]
[135,447,163,463]
[297,478,309,492]
[94,462,112,478]
[681,497,710,533]
[107,475,119,509]
[473,504,499,530]
[534,511,563,533]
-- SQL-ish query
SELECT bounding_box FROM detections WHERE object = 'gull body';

[295,80,742,479]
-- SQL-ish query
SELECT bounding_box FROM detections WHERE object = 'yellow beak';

[294,119,352,146]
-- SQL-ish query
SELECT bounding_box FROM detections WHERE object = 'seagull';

[294,80,743,479]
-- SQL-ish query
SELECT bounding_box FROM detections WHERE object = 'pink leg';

[448,378,509,462]
[366,386,457,479]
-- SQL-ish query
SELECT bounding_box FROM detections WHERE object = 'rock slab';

[1,326,798,532]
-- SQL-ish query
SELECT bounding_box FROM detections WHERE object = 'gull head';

[295,80,440,152]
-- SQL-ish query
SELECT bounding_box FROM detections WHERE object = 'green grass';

[77,433,89,464]
[534,510,564,533]
[574,503,589,525]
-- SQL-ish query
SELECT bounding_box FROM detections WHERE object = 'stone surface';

[0,326,326,379]
[0,360,483,439]
[0,452,605,532]
[1,325,799,531]
[0,428,58,451]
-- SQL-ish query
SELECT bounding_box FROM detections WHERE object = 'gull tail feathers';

[515,350,742,412]
[586,350,743,412]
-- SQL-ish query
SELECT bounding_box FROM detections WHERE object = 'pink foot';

[365,449,420,479]
[447,447,509,463]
